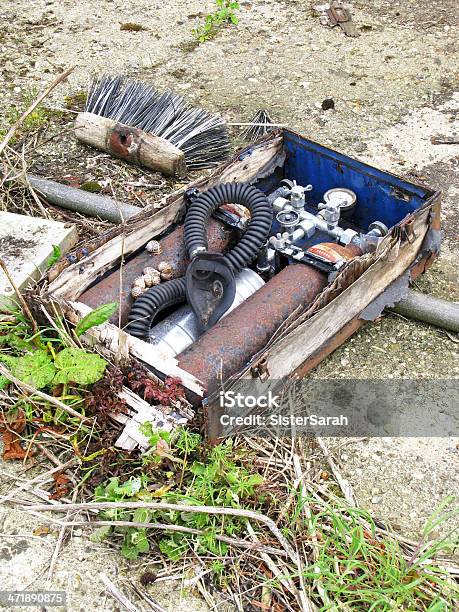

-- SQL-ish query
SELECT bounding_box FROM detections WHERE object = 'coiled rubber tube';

[127,183,272,339]
[184,182,272,272]
[126,277,186,339]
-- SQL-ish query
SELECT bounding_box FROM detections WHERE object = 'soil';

[0,0,458,609]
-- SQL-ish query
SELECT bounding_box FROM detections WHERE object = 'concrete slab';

[0,212,77,308]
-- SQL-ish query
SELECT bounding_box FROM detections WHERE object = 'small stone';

[321,98,335,111]
[371,496,381,504]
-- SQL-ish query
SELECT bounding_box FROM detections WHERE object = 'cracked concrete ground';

[0,0,458,609]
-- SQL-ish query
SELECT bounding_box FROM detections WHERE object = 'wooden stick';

[315,437,357,506]
[23,500,298,563]
[0,67,74,156]
[98,573,140,612]
[21,514,288,557]
[0,259,38,334]
[75,113,186,177]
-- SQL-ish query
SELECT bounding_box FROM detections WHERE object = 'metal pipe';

[27,174,141,223]
[148,268,264,358]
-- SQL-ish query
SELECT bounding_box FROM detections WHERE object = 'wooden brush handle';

[75,112,187,177]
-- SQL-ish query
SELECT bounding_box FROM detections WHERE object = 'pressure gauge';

[323,188,357,213]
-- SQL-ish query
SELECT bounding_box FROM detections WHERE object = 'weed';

[63,90,87,110]
[0,87,54,142]
[0,303,116,451]
[91,432,459,607]
[93,430,263,559]
[192,0,240,44]
[298,495,459,609]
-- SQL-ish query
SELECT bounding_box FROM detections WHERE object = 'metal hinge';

[251,358,270,381]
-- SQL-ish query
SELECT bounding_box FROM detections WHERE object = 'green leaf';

[0,375,9,390]
[159,536,187,561]
[121,542,140,559]
[74,302,118,337]
[132,529,150,553]
[46,245,61,269]
[6,350,56,389]
[90,525,112,543]
[53,347,107,385]
[133,508,151,523]
[115,477,142,497]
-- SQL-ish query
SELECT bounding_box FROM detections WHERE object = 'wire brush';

[74,75,231,176]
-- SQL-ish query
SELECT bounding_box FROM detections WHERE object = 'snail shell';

[144,271,161,287]
[131,285,144,299]
[158,261,173,281]
[146,240,161,254]
[132,276,146,289]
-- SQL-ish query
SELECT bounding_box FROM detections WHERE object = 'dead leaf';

[0,410,27,461]
[2,430,28,460]
[49,472,71,500]
[33,525,50,537]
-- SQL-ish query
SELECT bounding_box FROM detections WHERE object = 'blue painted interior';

[280,131,434,232]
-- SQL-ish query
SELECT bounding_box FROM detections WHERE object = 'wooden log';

[74,112,187,177]
[389,289,459,332]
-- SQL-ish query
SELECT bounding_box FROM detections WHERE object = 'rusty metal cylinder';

[80,218,235,326]
[177,263,326,398]
[178,243,361,401]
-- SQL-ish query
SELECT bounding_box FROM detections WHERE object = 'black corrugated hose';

[126,183,272,339]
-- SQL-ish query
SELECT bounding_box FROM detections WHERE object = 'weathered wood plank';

[47,198,182,300]
[66,300,205,397]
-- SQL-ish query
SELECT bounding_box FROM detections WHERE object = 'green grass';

[90,430,459,609]
[0,87,55,141]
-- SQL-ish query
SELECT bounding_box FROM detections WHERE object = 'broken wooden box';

[46,130,440,441]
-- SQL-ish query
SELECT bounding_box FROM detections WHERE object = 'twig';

[0,259,38,334]
[22,500,298,563]
[129,582,167,612]
[0,363,91,423]
[293,452,330,608]
[18,512,289,557]
[315,437,356,506]
[0,67,74,156]
[99,572,140,612]
[0,458,78,504]
[47,487,79,582]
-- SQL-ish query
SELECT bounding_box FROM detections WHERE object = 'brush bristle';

[242,109,276,141]
[86,75,230,170]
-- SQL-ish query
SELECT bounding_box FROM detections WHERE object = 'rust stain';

[108,124,141,160]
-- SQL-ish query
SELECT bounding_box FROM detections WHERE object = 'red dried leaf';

[49,472,71,500]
